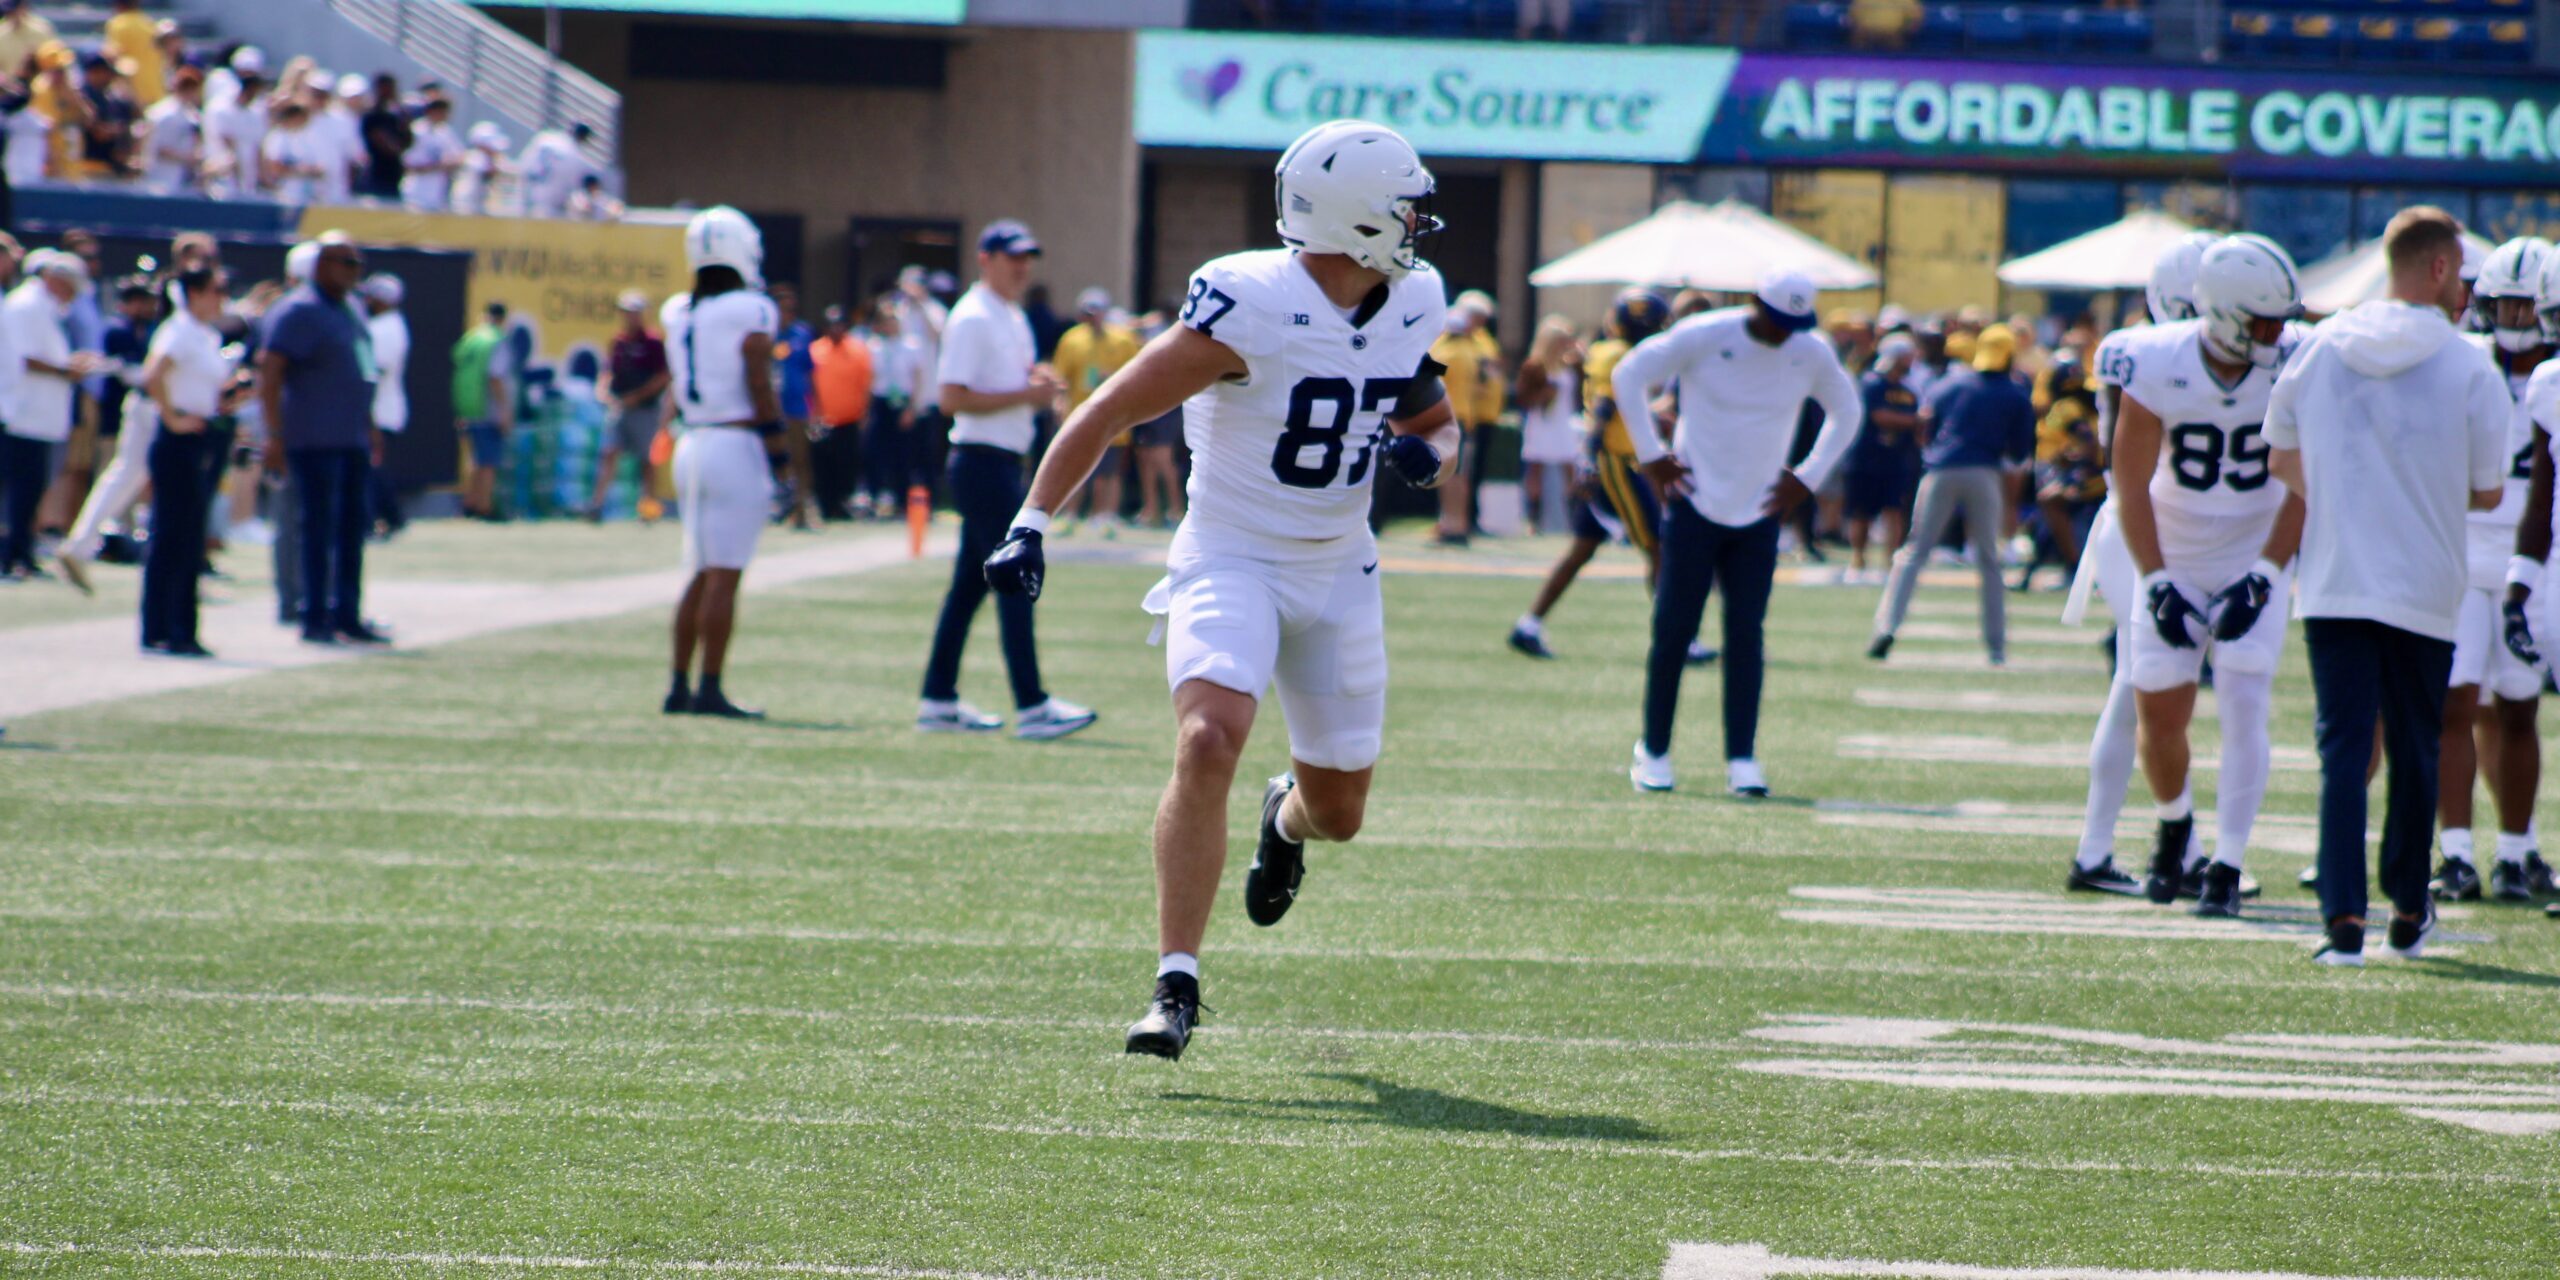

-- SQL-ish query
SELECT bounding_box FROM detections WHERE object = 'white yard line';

[1890,622,2097,648]
[1663,1241,2444,1280]
[0,1241,1072,1279]
[1837,733,2317,774]
[0,532,944,720]
[1850,688,2217,721]
[6,1086,2543,1190]
[1880,652,2105,675]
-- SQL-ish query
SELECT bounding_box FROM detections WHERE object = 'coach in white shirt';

[914,219,1091,740]
[364,274,409,535]
[1614,268,1864,797]
[0,251,98,576]
[2266,206,2510,965]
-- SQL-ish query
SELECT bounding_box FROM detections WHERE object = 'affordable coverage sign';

[1708,55,2560,183]
[1133,30,1737,163]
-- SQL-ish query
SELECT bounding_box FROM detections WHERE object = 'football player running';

[2062,232,2217,896]
[2110,235,2307,918]
[659,207,780,719]
[2475,240,2560,902]
[1507,287,1672,659]
[982,120,1460,1060]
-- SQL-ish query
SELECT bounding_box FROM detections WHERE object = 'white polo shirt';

[1610,307,1866,527]
[2,281,74,442]
[938,282,1037,454]
[368,308,410,432]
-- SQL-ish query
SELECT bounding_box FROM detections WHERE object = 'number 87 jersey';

[1176,248,1448,542]
[2119,316,2295,520]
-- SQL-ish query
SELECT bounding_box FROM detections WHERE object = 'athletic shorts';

[1142,516,1387,773]
[2128,506,2288,693]
[674,426,768,573]
[1131,407,1182,450]
[612,403,661,458]
[1571,453,1659,552]
[2451,586,2544,702]
[1842,462,1914,521]
[466,421,504,469]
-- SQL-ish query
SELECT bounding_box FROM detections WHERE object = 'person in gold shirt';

[1508,288,1674,659]
[1426,310,1484,545]
[104,0,163,107]
[1049,287,1141,535]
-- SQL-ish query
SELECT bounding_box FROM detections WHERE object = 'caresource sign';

[1133,30,1737,163]
[1134,34,2560,183]
[1706,55,2560,182]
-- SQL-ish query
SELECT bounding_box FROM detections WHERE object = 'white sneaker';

[917,699,1002,733]
[1630,742,1674,793]
[1727,758,1769,798]
[1015,697,1098,741]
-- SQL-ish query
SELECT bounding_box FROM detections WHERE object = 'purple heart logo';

[1180,59,1244,112]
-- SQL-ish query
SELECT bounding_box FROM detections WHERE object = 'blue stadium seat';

[2080,9,2152,52]
[2023,6,2075,51]
[1411,0,1474,33]
[1967,4,2032,50]
[2226,9,2277,55]
[2353,14,2419,58]
[2275,11,2343,58]
[1913,4,1967,49]
[1785,2,1851,47]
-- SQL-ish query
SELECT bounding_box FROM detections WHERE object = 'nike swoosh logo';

[1402,313,1424,327]
[1362,562,1378,575]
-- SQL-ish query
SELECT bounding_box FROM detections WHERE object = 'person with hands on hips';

[1616,268,1865,799]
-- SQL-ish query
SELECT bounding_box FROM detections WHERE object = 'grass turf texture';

[5,523,2559,1278]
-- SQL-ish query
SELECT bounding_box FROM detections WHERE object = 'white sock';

[2441,827,2476,865]
[2494,830,2531,867]
[2076,661,2141,871]
[2156,786,2194,823]
[1516,613,1543,636]
[2210,671,2272,874]
[1156,952,1199,980]
[1274,800,1302,845]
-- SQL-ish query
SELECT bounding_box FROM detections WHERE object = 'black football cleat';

[690,689,766,720]
[663,688,692,715]
[1865,634,1894,662]
[2192,862,2244,918]
[1507,625,1555,659]
[2428,857,2482,902]
[2145,817,2193,904]
[2313,917,2366,967]
[2525,851,2557,896]
[2067,857,2144,896]
[1125,972,1202,1059]
[2387,902,2438,959]
[2491,859,2534,902]
[1244,775,1305,927]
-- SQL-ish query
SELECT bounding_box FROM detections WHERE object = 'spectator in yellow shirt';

[1428,312,1486,545]
[1049,287,1141,534]
[1848,0,1920,49]
[104,0,163,107]
[0,3,59,94]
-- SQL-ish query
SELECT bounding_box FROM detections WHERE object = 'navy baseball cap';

[978,220,1041,257]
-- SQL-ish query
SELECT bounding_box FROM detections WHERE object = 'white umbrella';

[2299,230,2496,315]
[1996,210,2199,291]
[1528,199,1876,292]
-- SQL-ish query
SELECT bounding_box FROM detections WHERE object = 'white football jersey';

[2115,318,2292,520]
[1178,249,1448,542]
[662,288,779,427]
[2090,322,2145,450]
[2460,334,2535,586]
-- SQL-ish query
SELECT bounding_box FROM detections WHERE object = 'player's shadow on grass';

[2414,957,2560,989]
[1163,1072,1660,1142]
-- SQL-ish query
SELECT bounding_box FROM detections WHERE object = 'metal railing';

[323,0,620,168]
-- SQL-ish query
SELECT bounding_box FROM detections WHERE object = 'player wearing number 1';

[2110,234,2306,918]
[980,120,1462,1060]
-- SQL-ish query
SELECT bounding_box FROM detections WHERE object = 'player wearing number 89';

[981,120,1460,1060]
[2108,234,2307,917]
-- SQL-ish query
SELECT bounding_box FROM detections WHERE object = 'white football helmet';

[2145,232,2217,324]
[2536,239,2560,346]
[684,205,765,289]
[1274,120,1441,280]
[2475,237,2549,352]
[2196,235,2301,370]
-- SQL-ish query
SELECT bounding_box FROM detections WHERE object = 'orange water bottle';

[906,484,931,558]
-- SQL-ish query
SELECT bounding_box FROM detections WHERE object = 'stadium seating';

[2223,5,2530,62]
[1777,0,2150,56]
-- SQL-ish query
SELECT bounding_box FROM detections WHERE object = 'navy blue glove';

[2505,598,2541,667]
[1384,434,1443,489]
[983,528,1045,601]
[2143,572,2205,650]
[2206,564,2275,643]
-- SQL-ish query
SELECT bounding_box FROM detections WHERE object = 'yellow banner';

[297,207,688,371]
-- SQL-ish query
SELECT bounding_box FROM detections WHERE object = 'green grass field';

[4,522,2558,1279]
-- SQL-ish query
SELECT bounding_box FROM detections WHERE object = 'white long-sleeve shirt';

[1611,306,1864,527]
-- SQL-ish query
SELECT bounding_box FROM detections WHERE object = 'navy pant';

[289,447,370,638]
[0,432,51,572]
[142,430,210,648]
[863,404,911,507]
[2305,617,2452,927]
[921,443,1045,710]
[1645,504,1778,759]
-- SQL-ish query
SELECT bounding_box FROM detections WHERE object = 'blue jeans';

[2306,617,2452,927]
[290,447,370,638]
[1644,504,1778,760]
[920,444,1044,710]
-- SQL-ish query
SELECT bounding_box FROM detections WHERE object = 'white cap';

[1454,288,1495,318]
[1755,268,1818,329]
[284,240,319,284]
[229,45,265,75]
[306,68,331,91]
[1075,286,1111,314]
[336,73,367,101]
[468,121,508,149]
[363,274,403,305]
[28,249,84,281]
[2461,236,2486,283]
[1876,333,1917,360]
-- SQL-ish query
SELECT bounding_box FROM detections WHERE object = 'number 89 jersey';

[2117,317,2292,520]
[1178,249,1448,542]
